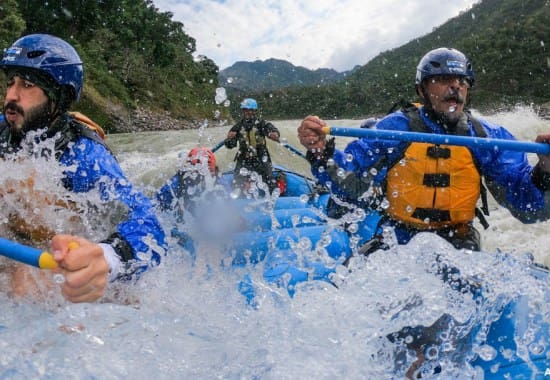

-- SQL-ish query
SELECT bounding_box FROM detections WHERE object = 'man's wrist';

[306,137,334,165]
[99,243,122,282]
[532,163,550,191]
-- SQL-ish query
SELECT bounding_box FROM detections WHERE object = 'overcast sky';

[153,0,479,72]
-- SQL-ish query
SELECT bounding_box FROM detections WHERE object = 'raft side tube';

[471,296,549,378]
[239,207,326,231]
[262,248,339,297]
[229,225,352,266]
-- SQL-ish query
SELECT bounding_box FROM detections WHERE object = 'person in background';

[298,47,550,252]
[0,34,166,303]
[156,146,219,216]
[224,98,280,194]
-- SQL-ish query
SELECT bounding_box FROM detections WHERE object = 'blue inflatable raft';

[172,164,549,378]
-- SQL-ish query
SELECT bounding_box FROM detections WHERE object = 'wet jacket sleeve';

[224,123,240,149]
[470,119,550,223]
[59,137,166,276]
[307,113,408,201]
[155,175,180,211]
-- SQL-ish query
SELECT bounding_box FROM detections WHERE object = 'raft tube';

[228,211,381,266]
[217,166,323,198]
[471,265,550,378]
[238,207,326,231]
[229,192,330,212]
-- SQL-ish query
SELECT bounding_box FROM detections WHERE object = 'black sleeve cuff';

[531,163,550,191]
[306,137,335,167]
[101,232,134,262]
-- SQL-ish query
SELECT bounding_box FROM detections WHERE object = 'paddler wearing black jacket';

[225,98,280,195]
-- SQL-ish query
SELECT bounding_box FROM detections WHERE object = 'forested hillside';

[247,0,549,119]
[0,0,548,128]
[0,0,223,132]
[219,58,355,92]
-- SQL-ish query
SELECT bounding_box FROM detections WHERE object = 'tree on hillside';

[0,0,25,50]
[12,0,223,126]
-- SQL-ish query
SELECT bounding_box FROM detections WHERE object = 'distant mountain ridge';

[219,58,358,92]
[244,0,549,119]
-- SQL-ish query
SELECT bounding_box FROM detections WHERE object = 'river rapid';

[0,106,548,379]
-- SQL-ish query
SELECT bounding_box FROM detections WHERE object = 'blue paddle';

[281,142,306,159]
[323,126,550,155]
[0,237,58,269]
[212,139,226,153]
[212,137,307,159]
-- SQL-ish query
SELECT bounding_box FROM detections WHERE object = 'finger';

[51,234,82,253]
[61,272,107,303]
[65,242,104,271]
[60,250,108,303]
[63,260,107,292]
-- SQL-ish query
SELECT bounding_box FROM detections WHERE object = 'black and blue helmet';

[240,98,258,110]
[415,47,474,87]
[1,34,83,106]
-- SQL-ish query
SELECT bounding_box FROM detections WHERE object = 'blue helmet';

[415,47,474,87]
[1,34,83,106]
[240,98,258,110]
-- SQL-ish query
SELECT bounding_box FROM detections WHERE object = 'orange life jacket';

[69,111,106,140]
[386,142,481,229]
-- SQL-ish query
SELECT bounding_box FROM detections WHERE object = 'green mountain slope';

[245,0,549,119]
[1,0,223,132]
[219,58,355,92]
[1,0,547,128]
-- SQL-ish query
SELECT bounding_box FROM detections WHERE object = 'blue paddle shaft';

[212,140,225,153]
[326,126,550,155]
[282,142,306,158]
[0,237,43,267]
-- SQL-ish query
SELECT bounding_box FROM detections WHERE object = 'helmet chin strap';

[49,99,63,122]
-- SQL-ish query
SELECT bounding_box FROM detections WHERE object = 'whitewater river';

[0,106,548,379]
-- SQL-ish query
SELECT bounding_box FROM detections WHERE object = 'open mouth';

[4,104,23,122]
[5,109,19,122]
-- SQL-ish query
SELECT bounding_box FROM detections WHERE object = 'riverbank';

[104,101,550,134]
[107,106,214,133]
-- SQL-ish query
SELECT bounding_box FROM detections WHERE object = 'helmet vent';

[429,60,441,68]
[27,50,46,59]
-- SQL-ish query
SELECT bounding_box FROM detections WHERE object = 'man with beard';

[0,34,166,303]
[297,47,550,251]
[224,98,280,195]
[298,46,550,379]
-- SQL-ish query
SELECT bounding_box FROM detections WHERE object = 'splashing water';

[0,111,548,378]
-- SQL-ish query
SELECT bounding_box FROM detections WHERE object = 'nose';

[4,83,19,103]
[447,77,461,89]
